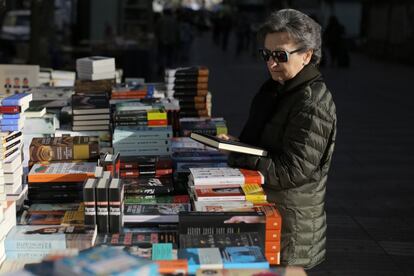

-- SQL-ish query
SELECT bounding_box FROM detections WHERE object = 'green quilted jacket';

[228,64,337,269]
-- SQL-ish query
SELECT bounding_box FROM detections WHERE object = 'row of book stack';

[0,60,305,275]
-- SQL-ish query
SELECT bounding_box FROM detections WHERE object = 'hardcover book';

[96,177,110,234]
[1,92,32,106]
[190,132,267,157]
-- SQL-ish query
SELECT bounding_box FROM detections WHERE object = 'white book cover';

[76,56,115,67]
[51,70,76,80]
[0,64,39,98]
[3,153,22,173]
[189,167,264,186]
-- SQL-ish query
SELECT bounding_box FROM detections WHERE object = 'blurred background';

[1,1,414,275]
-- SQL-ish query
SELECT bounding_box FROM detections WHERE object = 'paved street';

[188,31,414,276]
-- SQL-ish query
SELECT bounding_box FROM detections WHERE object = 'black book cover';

[123,177,174,195]
[96,177,110,233]
[28,191,83,201]
[109,178,123,234]
[28,182,84,191]
[83,178,98,226]
[178,211,266,249]
[179,232,262,249]
[72,93,109,112]
[96,231,178,248]
[2,131,22,143]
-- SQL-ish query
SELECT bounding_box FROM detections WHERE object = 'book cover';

[28,162,97,183]
[96,177,110,234]
[179,232,263,249]
[0,105,20,113]
[18,210,66,225]
[54,246,158,276]
[5,225,97,252]
[1,92,32,106]
[189,167,264,186]
[123,177,174,196]
[109,178,123,234]
[29,136,100,162]
[83,178,98,226]
[123,203,191,223]
[194,187,246,202]
[190,132,267,157]
[124,195,189,205]
[72,94,109,115]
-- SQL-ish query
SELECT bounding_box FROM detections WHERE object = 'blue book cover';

[222,246,269,269]
[151,243,173,261]
[1,124,22,132]
[2,114,20,119]
[1,92,32,106]
[0,118,21,125]
[178,248,223,274]
[56,246,158,276]
[5,225,66,252]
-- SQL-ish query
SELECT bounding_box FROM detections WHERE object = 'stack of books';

[188,167,266,204]
[1,132,24,203]
[179,204,282,265]
[0,201,17,266]
[111,83,156,101]
[72,93,111,131]
[179,117,228,137]
[76,56,116,81]
[27,162,97,204]
[113,108,168,128]
[0,93,32,132]
[165,66,211,117]
[113,126,173,156]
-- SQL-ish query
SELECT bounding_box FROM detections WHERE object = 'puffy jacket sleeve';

[229,93,335,191]
[260,95,335,190]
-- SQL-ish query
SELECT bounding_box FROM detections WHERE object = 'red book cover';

[0,106,20,114]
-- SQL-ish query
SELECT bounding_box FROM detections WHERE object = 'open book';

[190,132,268,157]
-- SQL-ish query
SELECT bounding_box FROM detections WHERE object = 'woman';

[224,9,337,269]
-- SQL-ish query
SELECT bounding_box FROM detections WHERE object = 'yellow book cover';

[147,109,168,120]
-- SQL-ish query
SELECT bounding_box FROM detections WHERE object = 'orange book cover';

[147,119,168,126]
[156,259,188,274]
[265,241,281,252]
[28,162,97,183]
[265,251,281,265]
[240,169,264,185]
[256,205,282,230]
[265,229,281,242]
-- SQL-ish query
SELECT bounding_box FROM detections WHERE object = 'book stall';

[0,59,306,276]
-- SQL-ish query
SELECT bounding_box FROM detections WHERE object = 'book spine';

[96,180,109,233]
[109,181,122,233]
[83,181,97,226]
[0,106,20,113]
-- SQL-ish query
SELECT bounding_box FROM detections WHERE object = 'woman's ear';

[303,49,313,65]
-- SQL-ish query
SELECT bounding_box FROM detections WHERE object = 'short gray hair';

[258,9,322,65]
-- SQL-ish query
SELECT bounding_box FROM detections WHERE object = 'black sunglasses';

[259,48,304,63]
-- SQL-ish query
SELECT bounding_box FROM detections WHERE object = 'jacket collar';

[271,64,322,97]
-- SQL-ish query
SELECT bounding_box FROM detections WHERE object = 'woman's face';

[263,32,313,83]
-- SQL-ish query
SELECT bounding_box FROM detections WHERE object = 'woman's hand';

[217,133,239,141]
